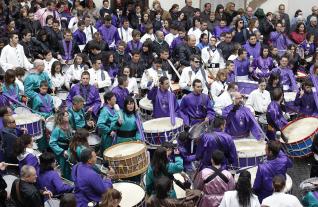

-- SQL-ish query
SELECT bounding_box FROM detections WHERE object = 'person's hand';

[43,190,53,198]
[106,166,115,179]
[0,162,7,171]
[63,150,68,158]
[249,66,254,73]
[299,89,304,97]
[110,131,116,137]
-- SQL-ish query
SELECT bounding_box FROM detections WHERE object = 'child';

[126,29,142,54]
[32,80,54,119]
[51,61,67,91]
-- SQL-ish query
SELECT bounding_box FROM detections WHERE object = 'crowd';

[0,0,318,206]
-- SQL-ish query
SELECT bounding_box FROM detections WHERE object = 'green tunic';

[2,83,20,109]
[116,111,141,143]
[68,108,86,130]
[32,93,54,119]
[49,127,72,180]
[302,191,318,207]
[24,71,52,100]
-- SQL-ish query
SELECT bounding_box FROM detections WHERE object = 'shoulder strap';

[101,70,105,81]
[15,179,23,204]
[204,165,229,184]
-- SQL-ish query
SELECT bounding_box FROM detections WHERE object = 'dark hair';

[104,15,112,22]
[60,193,76,207]
[51,61,62,77]
[177,131,189,143]
[236,170,253,207]
[15,67,26,77]
[199,33,208,43]
[132,29,141,37]
[273,175,286,192]
[45,15,54,24]
[238,48,246,56]
[294,9,302,17]
[100,189,122,207]
[40,152,56,173]
[78,20,85,27]
[123,97,135,114]
[192,16,201,30]
[39,80,49,88]
[117,75,128,85]
[295,22,306,33]
[212,150,224,165]
[0,106,10,117]
[4,69,16,86]
[213,116,225,129]
[159,76,169,85]
[14,134,32,156]
[268,73,281,87]
[258,78,266,85]
[153,176,172,199]
[153,58,162,65]
[80,148,94,163]
[192,79,202,87]
[131,49,140,56]
[267,140,281,157]
[81,71,90,78]
[151,147,168,177]
[303,79,314,87]
[227,82,237,91]
[272,87,283,101]
[104,92,115,103]
[22,29,31,37]
[69,128,89,162]
[260,46,269,58]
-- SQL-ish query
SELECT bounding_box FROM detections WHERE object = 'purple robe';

[233,58,250,77]
[111,86,129,109]
[253,151,293,202]
[269,32,292,56]
[18,152,40,176]
[176,140,196,171]
[294,91,318,116]
[66,83,101,116]
[213,26,231,39]
[252,56,274,79]
[73,29,87,45]
[38,170,74,195]
[179,92,215,126]
[196,130,238,169]
[243,42,261,59]
[310,67,318,111]
[266,101,288,140]
[106,65,119,80]
[98,25,121,47]
[170,36,184,52]
[147,87,180,118]
[126,40,142,53]
[300,41,315,56]
[271,67,298,91]
[72,163,112,207]
[226,71,235,83]
[0,94,10,107]
[222,104,262,140]
[161,28,170,36]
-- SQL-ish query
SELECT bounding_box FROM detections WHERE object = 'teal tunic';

[145,156,184,198]
[97,105,118,151]
[68,108,86,130]
[49,127,73,180]
[32,93,54,119]
[302,192,318,207]
[24,71,52,100]
[116,111,141,143]
[68,145,87,163]
[2,83,20,108]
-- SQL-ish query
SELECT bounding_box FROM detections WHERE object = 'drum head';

[300,177,318,192]
[234,139,266,157]
[282,117,318,143]
[173,173,192,199]
[3,174,18,196]
[56,91,68,101]
[44,199,60,207]
[45,116,55,132]
[13,113,41,125]
[87,134,101,146]
[143,117,183,133]
[52,96,62,109]
[139,97,153,111]
[188,122,208,140]
[113,182,145,207]
[14,107,32,114]
[104,142,145,158]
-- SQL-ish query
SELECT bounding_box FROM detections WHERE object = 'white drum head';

[173,173,192,199]
[283,117,318,143]
[3,174,18,196]
[14,107,32,114]
[234,139,266,157]
[258,114,267,124]
[87,134,101,146]
[46,116,55,132]
[139,97,153,111]
[56,91,68,101]
[52,96,62,109]
[13,113,41,125]
[113,182,145,207]
[44,198,60,207]
[143,117,183,133]
[104,142,145,158]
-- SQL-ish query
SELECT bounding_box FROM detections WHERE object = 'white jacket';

[179,66,209,94]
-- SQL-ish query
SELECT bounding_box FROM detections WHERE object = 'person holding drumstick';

[111,76,130,109]
[2,69,21,109]
[294,79,318,116]
[49,110,73,180]
[32,80,55,119]
[68,128,90,164]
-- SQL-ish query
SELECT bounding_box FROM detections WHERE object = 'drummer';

[68,128,90,163]
[253,140,293,202]
[2,69,21,108]
[147,76,180,119]
[115,97,142,143]
[66,71,101,117]
[111,76,130,109]
[97,92,119,151]
[49,110,73,180]
[32,80,55,119]
[294,79,318,116]
[68,95,95,131]
[222,92,263,140]
[0,82,11,108]
[266,88,288,140]
[180,79,215,127]
[38,152,74,196]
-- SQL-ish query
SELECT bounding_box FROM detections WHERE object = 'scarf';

[156,88,176,126]
[62,40,73,61]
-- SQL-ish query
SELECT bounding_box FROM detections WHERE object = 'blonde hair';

[216,69,228,81]
[100,189,122,207]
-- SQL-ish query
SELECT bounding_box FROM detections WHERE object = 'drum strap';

[15,179,23,204]
[204,165,229,184]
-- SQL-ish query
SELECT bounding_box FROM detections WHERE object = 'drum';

[13,113,43,140]
[14,107,32,114]
[56,90,69,101]
[44,198,60,207]
[103,142,149,179]
[234,139,266,169]
[235,166,292,193]
[143,117,184,147]
[300,177,318,192]
[258,114,268,132]
[139,97,153,121]
[236,80,258,96]
[3,174,18,196]
[113,182,145,207]
[281,117,318,157]
[52,96,62,109]
[87,133,101,150]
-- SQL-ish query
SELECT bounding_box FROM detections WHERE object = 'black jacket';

[11,179,44,207]
[178,45,201,66]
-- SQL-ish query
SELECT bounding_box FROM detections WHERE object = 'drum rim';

[143,117,184,133]
[13,113,42,125]
[103,141,147,159]
[234,139,266,157]
[112,181,145,207]
[139,97,153,111]
[281,116,318,144]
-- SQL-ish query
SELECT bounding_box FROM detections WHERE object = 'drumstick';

[4,163,19,167]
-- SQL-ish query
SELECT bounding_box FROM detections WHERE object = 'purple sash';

[62,40,73,61]
[313,191,318,200]
[5,84,18,101]
[156,88,176,126]
[135,113,145,141]
[310,67,318,110]
[39,94,52,113]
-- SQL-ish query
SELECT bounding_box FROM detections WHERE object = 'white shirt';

[246,89,271,113]
[44,58,57,74]
[140,33,155,43]
[188,28,212,45]
[201,47,225,68]
[87,68,111,89]
[84,25,97,43]
[113,77,139,94]
[179,66,209,94]
[211,81,228,101]
[118,27,133,43]
[213,91,232,115]
[219,191,260,207]
[66,65,85,83]
[68,17,78,33]
[262,192,302,207]
[15,78,24,94]
[51,73,67,89]
[0,44,33,71]
[228,54,238,61]
[165,33,178,46]
[140,68,171,90]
